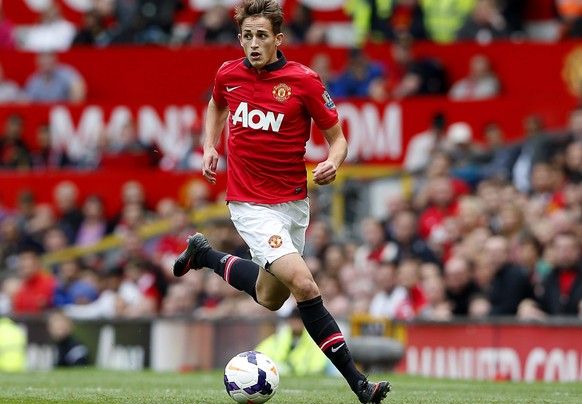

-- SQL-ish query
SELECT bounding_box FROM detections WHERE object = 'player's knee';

[256,285,289,311]
[259,295,287,311]
[290,277,319,301]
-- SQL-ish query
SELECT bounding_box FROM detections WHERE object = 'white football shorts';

[228,198,310,268]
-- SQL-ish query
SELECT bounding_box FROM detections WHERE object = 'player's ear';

[238,33,243,46]
[275,33,284,47]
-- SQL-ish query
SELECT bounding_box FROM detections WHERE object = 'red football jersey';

[212,51,339,204]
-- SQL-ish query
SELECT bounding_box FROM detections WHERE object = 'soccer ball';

[224,351,279,404]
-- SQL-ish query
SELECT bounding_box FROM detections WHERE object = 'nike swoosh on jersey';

[331,343,345,353]
[226,86,242,92]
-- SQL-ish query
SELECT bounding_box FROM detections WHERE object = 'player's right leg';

[172,232,290,310]
[172,233,263,304]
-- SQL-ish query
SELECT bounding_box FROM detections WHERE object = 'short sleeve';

[211,62,228,107]
[301,69,339,131]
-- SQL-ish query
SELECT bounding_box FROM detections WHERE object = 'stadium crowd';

[1,0,582,323]
[1,105,582,321]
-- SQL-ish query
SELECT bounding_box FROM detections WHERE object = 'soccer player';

[173,1,391,402]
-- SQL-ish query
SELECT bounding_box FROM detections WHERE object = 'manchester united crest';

[272,83,291,102]
[268,235,283,248]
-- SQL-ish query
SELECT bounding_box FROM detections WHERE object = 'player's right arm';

[203,97,229,184]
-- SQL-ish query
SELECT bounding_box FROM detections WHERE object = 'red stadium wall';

[397,321,582,382]
[2,42,581,104]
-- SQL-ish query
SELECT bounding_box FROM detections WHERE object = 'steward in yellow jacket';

[255,310,328,376]
[0,317,27,372]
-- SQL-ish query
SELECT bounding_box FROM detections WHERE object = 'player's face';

[238,16,283,71]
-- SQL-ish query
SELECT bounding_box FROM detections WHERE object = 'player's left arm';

[312,123,348,185]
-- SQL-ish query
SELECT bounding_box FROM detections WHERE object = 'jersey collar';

[243,50,287,72]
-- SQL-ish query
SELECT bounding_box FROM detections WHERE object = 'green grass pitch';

[1,369,580,403]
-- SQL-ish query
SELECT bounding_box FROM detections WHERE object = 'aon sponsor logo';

[232,102,284,132]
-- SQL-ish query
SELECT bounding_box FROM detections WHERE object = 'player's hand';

[312,160,338,185]
[202,147,219,184]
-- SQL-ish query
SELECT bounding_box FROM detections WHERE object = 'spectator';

[321,243,352,278]
[75,195,109,247]
[101,118,156,169]
[511,114,553,194]
[468,293,492,318]
[412,152,472,210]
[556,0,582,38]
[404,112,448,173]
[387,36,447,99]
[0,217,22,277]
[537,232,582,316]
[42,226,71,268]
[514,232,549,286]
[53,181,83,244]
[395,259,428,319]
[477,122,521,182]
[482,235,534,315]
[448,54,500,101]
[31,124,71,169]
[346,0,426,44]
[328,48,385,98]
[109,0,179,45]
[255,308,328,376]
[417,176,460,257]
[453,195,487,240]
[457,0,511,43]
[444,122,483,173]
[0,9,16,50]
[72,9,112,47]
[161,281,199,317]
[551,107,582,164]
[310,53,334,90]
[0,64,24,103]
[419,274,452,320]
[354,217,398,270]
[123,259,166,316]
[317,273,350,317]
[368,262,408,319]
[0,115,32,170]
[388,210,440,265]
[11,245,57,315]
[563,141,582,184]
[21,4,76,52]
[52,259,99,307]
[304,220,333,262]
[24,52,87,104]
[188,5,239,45]
[419,0,476,43]
[64,266,144,319]
[284,4,325,44]
[46,310,90,367]
[444,256,482,315]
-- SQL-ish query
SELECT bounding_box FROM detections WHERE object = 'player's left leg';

[267,253,390,403]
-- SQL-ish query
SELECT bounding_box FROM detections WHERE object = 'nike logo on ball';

[331,343,345,353]
[226,86,242,92]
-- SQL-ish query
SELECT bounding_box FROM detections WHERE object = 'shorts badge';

[268,235,283,248]
[272,83,291,102]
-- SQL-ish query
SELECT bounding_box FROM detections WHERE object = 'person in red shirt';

[172,1,390,402]
[12,246,56,314]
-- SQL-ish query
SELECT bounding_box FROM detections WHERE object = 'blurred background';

[0,0,581,382]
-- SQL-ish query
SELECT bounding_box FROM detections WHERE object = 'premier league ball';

[224,351,279,404]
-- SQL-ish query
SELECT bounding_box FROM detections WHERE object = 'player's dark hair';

[234,0,284,34]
